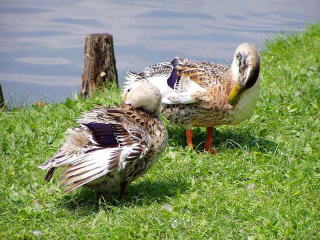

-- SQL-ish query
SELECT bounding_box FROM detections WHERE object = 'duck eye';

[127,88,131,92]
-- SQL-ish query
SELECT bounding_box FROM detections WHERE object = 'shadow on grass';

[213,129,277,153]
[59,177,189,213]
[167,125,278,154]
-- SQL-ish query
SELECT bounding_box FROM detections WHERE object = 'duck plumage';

[40,81,167,195]
[124,43,260,152]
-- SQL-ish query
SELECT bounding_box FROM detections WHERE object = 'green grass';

[1,24,320,239]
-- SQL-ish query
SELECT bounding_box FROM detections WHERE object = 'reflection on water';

[0,0,319,106]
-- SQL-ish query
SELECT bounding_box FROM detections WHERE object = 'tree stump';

[0,83,5,109]
[80,33,118,98]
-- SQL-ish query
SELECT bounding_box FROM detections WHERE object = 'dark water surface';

[0,0,319,106]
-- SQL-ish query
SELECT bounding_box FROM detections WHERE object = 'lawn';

[0,24,319,239]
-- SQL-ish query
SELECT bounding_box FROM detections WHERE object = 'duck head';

[228,43,260,105]
[123,81,161,115]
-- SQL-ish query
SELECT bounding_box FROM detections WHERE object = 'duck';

[39,81,168,197]
[124,43,260,153]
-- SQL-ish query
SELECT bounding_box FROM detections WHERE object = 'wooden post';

[0,83,5,109]
[80,33,118,97]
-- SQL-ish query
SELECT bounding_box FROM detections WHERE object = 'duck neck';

[230,60,240,84]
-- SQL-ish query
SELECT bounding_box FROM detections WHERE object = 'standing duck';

[124,43,260,153]
[39,81,167,197]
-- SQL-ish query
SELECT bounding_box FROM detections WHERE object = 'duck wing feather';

[124,58,229,105]
[39,107,151,192]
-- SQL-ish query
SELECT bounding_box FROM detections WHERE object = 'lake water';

[0,0,319,106]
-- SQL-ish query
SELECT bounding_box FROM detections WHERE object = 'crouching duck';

[124,43,260,153]
[39,81,167,197]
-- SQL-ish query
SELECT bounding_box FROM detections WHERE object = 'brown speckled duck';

[39,81,167,197]
[124,43,260,153]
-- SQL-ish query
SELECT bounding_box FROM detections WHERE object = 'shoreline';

[1,23,319,239]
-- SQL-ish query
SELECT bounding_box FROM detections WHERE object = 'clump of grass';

[1,24,320,239]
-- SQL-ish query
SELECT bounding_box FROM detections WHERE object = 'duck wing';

[40,108,151,192]
[124,58,229,105]
[171,58,229,88]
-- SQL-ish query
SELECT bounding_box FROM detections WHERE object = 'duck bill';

[227,83,244,105]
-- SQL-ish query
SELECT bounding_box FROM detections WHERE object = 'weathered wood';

[80,33,118,97]
[0,83,5,109]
